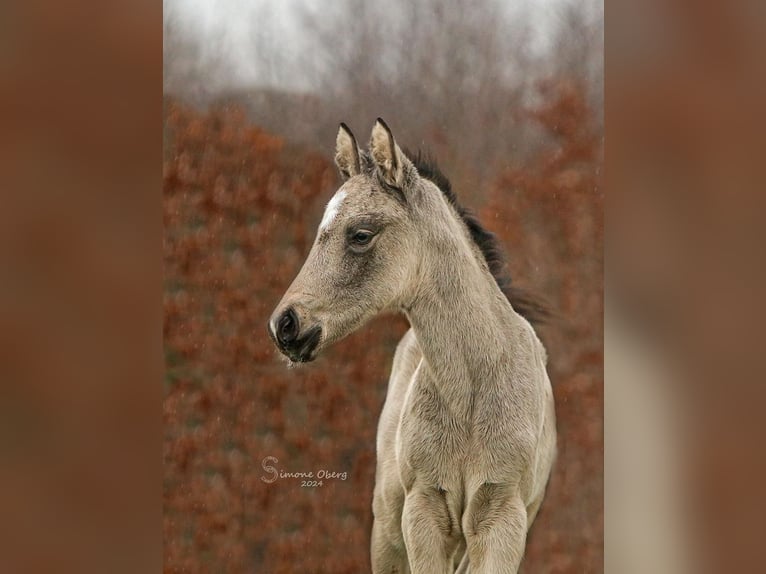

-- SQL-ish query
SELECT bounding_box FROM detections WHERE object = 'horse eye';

[349,229,375,246]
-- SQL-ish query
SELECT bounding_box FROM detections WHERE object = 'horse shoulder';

[470,320,553,477]
[494,319,556,504]
[376,329,421,467]
[373,329,421,528]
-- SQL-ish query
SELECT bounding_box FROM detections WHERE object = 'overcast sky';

[165,0,578,90]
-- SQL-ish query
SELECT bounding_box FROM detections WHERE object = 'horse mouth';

[283,325,322,363]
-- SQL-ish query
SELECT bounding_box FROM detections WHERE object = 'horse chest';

[395,367,511,492]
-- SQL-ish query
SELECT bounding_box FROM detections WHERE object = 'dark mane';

[405,149,549,325]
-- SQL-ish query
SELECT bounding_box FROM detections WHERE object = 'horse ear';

[370,118,405,187]
[335,123,361,180]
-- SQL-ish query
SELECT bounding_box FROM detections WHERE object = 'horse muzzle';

[268,306,322,362]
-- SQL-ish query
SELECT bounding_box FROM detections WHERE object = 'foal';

[269,120,556,573]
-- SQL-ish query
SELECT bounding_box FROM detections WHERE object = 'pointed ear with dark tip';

[370,118,405,187]
[335,123,361,180]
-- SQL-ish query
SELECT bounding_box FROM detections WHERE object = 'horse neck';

[403,202,519,408]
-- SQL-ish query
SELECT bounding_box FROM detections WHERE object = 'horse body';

[269,119,556,573]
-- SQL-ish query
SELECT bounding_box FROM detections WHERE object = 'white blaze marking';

[319,190,346,230]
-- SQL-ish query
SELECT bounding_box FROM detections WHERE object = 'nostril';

[276,308,299,346]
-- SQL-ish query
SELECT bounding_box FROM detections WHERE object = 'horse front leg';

[371,516,411,573]
[463,483,528,574]
[401,486,460,574]
[371,483,410,574]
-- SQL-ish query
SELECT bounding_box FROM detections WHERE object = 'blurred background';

[163,0,603,572]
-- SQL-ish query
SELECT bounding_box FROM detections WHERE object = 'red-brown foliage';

[163,82,602,573]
